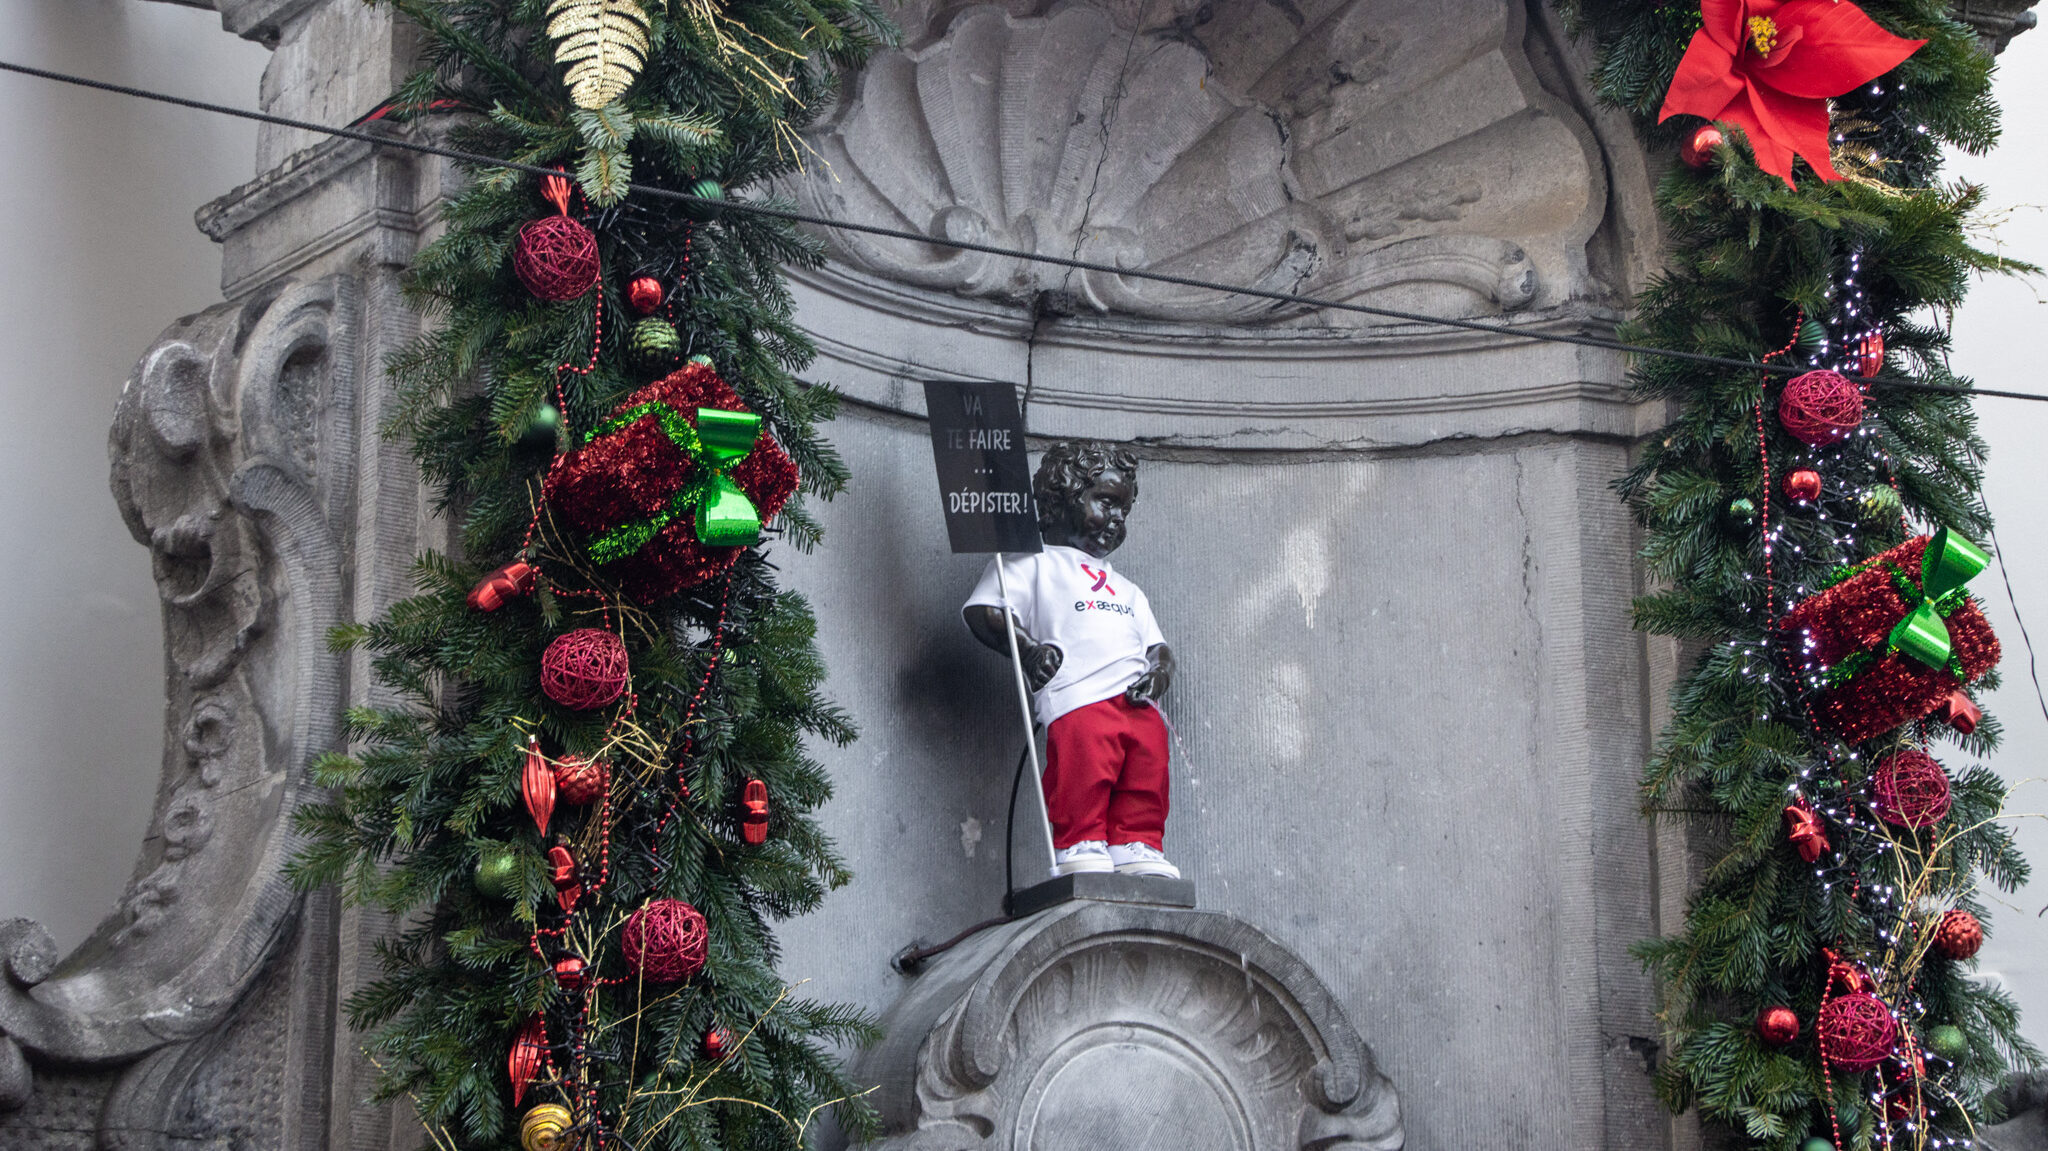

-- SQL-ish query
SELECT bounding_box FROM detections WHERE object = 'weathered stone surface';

[859,900,1401,1150]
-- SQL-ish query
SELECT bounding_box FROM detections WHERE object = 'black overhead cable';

[7,56,2048,405]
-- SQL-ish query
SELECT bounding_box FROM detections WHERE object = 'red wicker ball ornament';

[1818,992,1899,1072]
[1778,370,1866,446]
[1785,469,1822,503]
[627,275,665,315]
[514,215,600,302]
[1934,909,1984,960]
[1871,749,1952,828]
[553,755,611,805]
[1757,1004,1801,1046]
[622,899,709,984]
[541,629,629,710]
[1681,123,1725,168]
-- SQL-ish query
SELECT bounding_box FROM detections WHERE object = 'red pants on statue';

[1043,696,1170,851]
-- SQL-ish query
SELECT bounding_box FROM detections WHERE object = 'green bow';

[584,403,764,564]
[1885,527,1991,669]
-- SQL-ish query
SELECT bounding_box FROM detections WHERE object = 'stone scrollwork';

[798,0,1605,323]
[862,901,1403,1150]
[0,278,352,1144]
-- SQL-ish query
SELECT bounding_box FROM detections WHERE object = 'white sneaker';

[1052,840,1113,877]
[1108,842,1181,880]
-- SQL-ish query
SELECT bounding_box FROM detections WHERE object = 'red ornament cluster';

[1817,991,1899,1072]
[541,628,630,710]
[1933,909,1984,960]
[1778,370,1865,446]
[1781,535,2001,742]
[622,899,709,984]
[1871,749,1951,828]
[550,363,801,603]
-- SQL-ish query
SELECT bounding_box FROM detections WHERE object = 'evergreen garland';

[1559,0,2040,1146]
[286,1,892,1147]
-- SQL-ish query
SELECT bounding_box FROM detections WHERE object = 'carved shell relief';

[797,0,1606,323]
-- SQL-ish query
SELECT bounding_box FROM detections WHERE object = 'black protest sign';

[923,381,1041,554]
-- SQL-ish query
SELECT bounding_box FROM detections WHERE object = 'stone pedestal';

[860,901,1402,1151]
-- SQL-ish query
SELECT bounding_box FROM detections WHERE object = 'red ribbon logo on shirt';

[1080,565,1115,594]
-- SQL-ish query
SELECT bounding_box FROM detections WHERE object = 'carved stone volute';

[0,278,353,1143]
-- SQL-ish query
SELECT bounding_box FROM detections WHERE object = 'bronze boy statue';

[963,441,1179,879]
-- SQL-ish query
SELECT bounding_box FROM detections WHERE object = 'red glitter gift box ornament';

[549,362,800,603]
[1781,531,2000,743]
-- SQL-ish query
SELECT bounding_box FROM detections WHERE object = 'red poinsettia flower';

[1659,0,1924,187]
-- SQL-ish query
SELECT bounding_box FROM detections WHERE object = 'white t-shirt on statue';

[964,545,1166,726]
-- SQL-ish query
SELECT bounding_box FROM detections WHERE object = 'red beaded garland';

[514,215,600,302]
[1681,123,1725,168]
[1933,909,1984,960]
[1871,749,1951,828]
[1778,370,1865,446]
[554,755,611,805]
[622,899,709,983]
[1757,1004,1801,1046]
[541,629,630,710]
[1817,992,1898,1072]
[1785,469,1822,503]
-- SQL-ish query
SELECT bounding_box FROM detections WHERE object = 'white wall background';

[0,0,267,952]
[0,0,2038,1054]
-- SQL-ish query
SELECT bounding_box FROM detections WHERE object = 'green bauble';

[1926,1024,1968,1061]
[1801,1138,1836,1151]
[1859,484,1902,520]
[684,178,725,221]
[630,317,682,367]
[1798,317,1829,349]
[475,849,522,900]
[1729,497,1758,523]
[520,402,562,450]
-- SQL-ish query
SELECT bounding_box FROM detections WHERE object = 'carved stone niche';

[0,279,353,1150]
[858,901,1403,1151]
[797,0,1615,325]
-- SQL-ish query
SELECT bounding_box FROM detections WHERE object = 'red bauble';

[1680,123,1725,168]
[550,363,801,603]
[1757,1004,1801,1046]
[554,755,611,805]
[622,899,709,984]
[541,629,630,710]
[1784,802,1830,863]
[469,560,537,611]
[1871,749,1951,828]
[1785,469,1822,503]
[1856,331,1886,378]
[1781,535,2001,743]
[523,736,556,835]
[741,778,769,845]
[703,1023,734,1060]
[1932,690,1982,735]
[627,275,665,315]
[1817,992,1899,1072]
[1933,909,1984,960]
[554,956,588,989]
[1779,370,1866,446]
[509,1015,548,1105]
[514,215,600,302]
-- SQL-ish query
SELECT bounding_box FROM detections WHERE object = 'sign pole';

[994,554,1060,871]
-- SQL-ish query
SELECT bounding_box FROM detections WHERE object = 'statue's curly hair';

[1032,440,1139,533]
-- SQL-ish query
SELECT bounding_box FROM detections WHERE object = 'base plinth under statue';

[858,900,1403,1150]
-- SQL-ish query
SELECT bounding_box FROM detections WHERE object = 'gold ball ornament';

[521,1103,576,1151]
